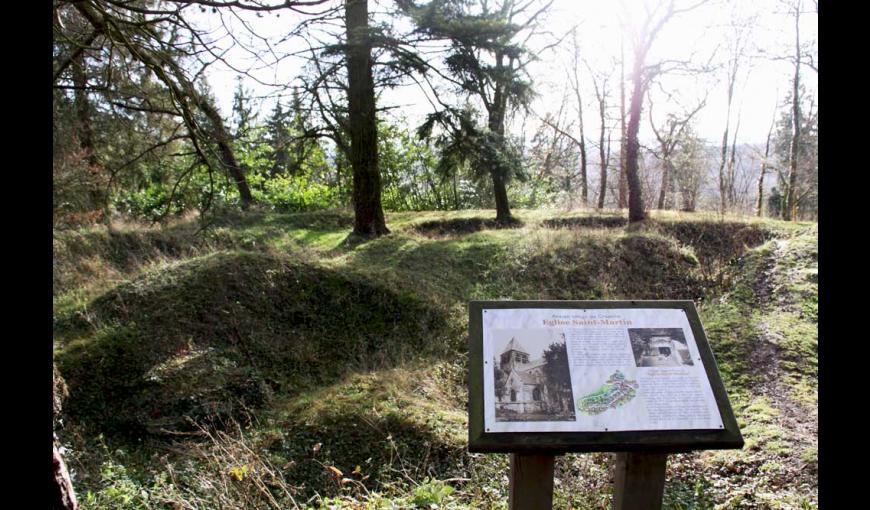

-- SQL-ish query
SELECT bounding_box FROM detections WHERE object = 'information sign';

[468,300,743,454]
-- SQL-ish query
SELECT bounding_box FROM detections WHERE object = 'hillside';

[53,209,817,509]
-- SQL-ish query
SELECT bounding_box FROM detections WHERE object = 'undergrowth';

[54,208,817,509]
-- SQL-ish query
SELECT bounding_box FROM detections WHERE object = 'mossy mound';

[412,217,524,237]
[656,220,775,266]
[56,251,454,439]
[487,232,703,301]
[541,215,628,229]
[267,362,469,499]
[54,227,205,295]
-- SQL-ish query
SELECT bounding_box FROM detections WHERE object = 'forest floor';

[53,207,817,509]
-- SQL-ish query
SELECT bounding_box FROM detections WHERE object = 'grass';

[53,207,817,509]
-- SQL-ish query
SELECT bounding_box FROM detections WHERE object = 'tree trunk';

[52,365,77,510]
[492,170,512,222]
[71,60,97,170]
[199,100,254,210]
[756,113,775,216]
[71,54,107,221]
[346,0,389,236]
[717,49,741,215]
[625,59,646,223]
[597,97,608,209]
[453,170,459,210]
[756,168,766,217]
[618,39,628,210]
[784,3,801,221]
[717,98,733,215]
[576,90,588,206]
[682,192,695,213]
[336,159,342,200]
[52,442,78,510]
[727,112,741,207]
[488,65,513,223]
[490,94,513,222]
[657,149,672,210]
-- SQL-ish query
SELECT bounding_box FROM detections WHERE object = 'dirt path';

[750,238,818,488]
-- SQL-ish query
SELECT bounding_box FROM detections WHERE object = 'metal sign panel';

[468,300,743,453]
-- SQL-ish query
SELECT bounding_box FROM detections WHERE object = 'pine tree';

[401,0,545,223]
[232,77,255,139]
[266,102,291,177]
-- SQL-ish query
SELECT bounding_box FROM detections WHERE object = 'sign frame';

[468,300,744,454]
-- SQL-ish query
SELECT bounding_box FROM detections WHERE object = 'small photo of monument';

[492,330,576,422]
[628,328,694,367]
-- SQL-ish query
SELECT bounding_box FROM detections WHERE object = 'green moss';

[738,398,790,454]
[801,446,818,465]
[698,301,761,392]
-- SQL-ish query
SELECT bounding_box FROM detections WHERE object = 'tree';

[52,364,77,510]
[767,186,783,218]
[424,105,527,213]
[232,77,256,140]
[772,86,817,220]
[295,0,431,235]
[782,0,805,221]
[53,4,114,224]
[542,340,574,414]
[401,0,552,223]
[724,108,742,209]
[231,78,266,180]
[587,62,613,210]
[493,359,507,401]
[755,102,778,216]
[715,11,752,214]
[531,104,581,207]
[378,119,445,211]
[345,0,389,235]
[671,125,706,212]
[262,91,317,180]
[266,101,292,176]
[618,37,629,209]
[62,0,256,212]
[622,0,710,222]
[568,32,588,206]
[70,50,108,221]
[539,34,618,210]
[648,96,706,210]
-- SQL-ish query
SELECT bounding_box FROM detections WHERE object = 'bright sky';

[196,0,817,146]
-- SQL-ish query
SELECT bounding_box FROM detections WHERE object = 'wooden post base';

[611,452,668,510]
[509,453,555,510]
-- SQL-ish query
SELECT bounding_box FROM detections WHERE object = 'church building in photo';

[495,337,550,414]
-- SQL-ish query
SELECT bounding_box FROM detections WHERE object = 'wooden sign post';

[468,300,743,510]
[611,452,668,510]
[509,453,555,510]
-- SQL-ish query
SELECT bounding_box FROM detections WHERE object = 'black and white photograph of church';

[628,328,694,367]
[492,329,576,422]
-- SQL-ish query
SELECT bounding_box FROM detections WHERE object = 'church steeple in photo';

[500,337,530,370]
